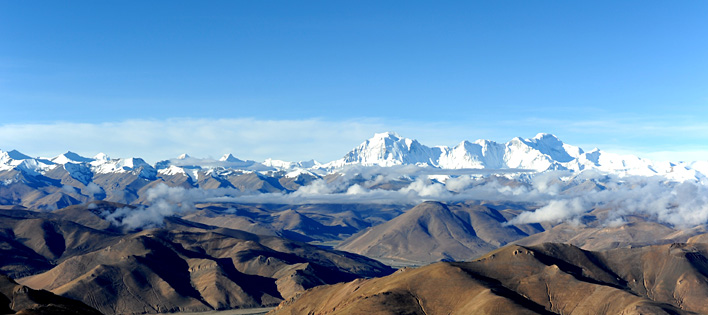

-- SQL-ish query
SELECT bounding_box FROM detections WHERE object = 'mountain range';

[3,132,706,181]
[2,132,706,210]
[0,202,393,314]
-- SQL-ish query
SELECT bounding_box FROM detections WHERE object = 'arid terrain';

[271,242,708,314]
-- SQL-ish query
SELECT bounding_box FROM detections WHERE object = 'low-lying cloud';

[101,167,708,230]
[101,184,240,230]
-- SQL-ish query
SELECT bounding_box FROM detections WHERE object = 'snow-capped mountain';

[1,132,704,180]
[325,132,700,180]
[0,132,702,180]
[331,132,442,167]
[1,132,707,209]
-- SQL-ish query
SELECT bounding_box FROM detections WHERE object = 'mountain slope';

[18,227,394,315]
[337,201,542,264]
[271,242,708,315]
[0,274,101,315]
[0,208,121,278]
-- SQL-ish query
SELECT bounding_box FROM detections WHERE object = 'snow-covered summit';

[263,158,319,170]
[219,153,243,163]
[321,132,704,181]
[52,151,94,164]
[330,132,440,167]
[1,132,705,182]
[5,149,33,161]
[0,149,55,174]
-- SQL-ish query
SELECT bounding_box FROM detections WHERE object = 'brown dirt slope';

[516,208,708,251]
[271,242,708,315]
[19,227,393,315]
[0,209,120,278]
[337,201,543,263]
[0,274,101,315]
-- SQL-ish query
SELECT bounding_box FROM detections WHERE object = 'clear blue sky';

[1,1,708,162]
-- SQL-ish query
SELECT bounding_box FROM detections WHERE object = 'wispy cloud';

[0,118,384,163]
[0,118,491,163]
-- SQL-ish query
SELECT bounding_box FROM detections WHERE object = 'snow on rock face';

[93,153,110,161]
[437,140,505,169]
[339,132,441,167]
[0,149,55,174]
[5,150,33,161]
[92,157,157,179]
[504,137,560,171]
[0,132,705,183]
[263,159,319,170]
[63,162,93,185]
[219,153,243,163]
[332,132,571,171]
[324,132,705,180]
[52,151,94,165]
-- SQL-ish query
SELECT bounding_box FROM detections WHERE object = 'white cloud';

[510,198,587,224]
[85,182,104,196]
[95,167,708,230]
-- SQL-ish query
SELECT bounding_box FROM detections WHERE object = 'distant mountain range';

[2,132,706,210]
[3,131,708,177]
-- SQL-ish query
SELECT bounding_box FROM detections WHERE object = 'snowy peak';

[339,132,438,167]
[0,132,702,182]
[0,149,55,174]
[6,149,33,161]
[335,132,576,171]
[522,133,580,162]
[327,132,693,179]
[532,133,560,142]
[93,153,110,162]
[219,153,243,163]
[264,158,319,170]
[92,157,157,179]
[155,154,274,173]
[52,151,94,164]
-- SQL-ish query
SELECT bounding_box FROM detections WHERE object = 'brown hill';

[515,208,708,251]
[183,202,404,243]
[0,209,120,278]
[337,201,543,263]
[19,227,393,315]
[272,242,708,315]
[0,274,101,315]
[271,243,708,315]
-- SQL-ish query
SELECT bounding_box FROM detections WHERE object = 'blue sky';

[1,1,708,162]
